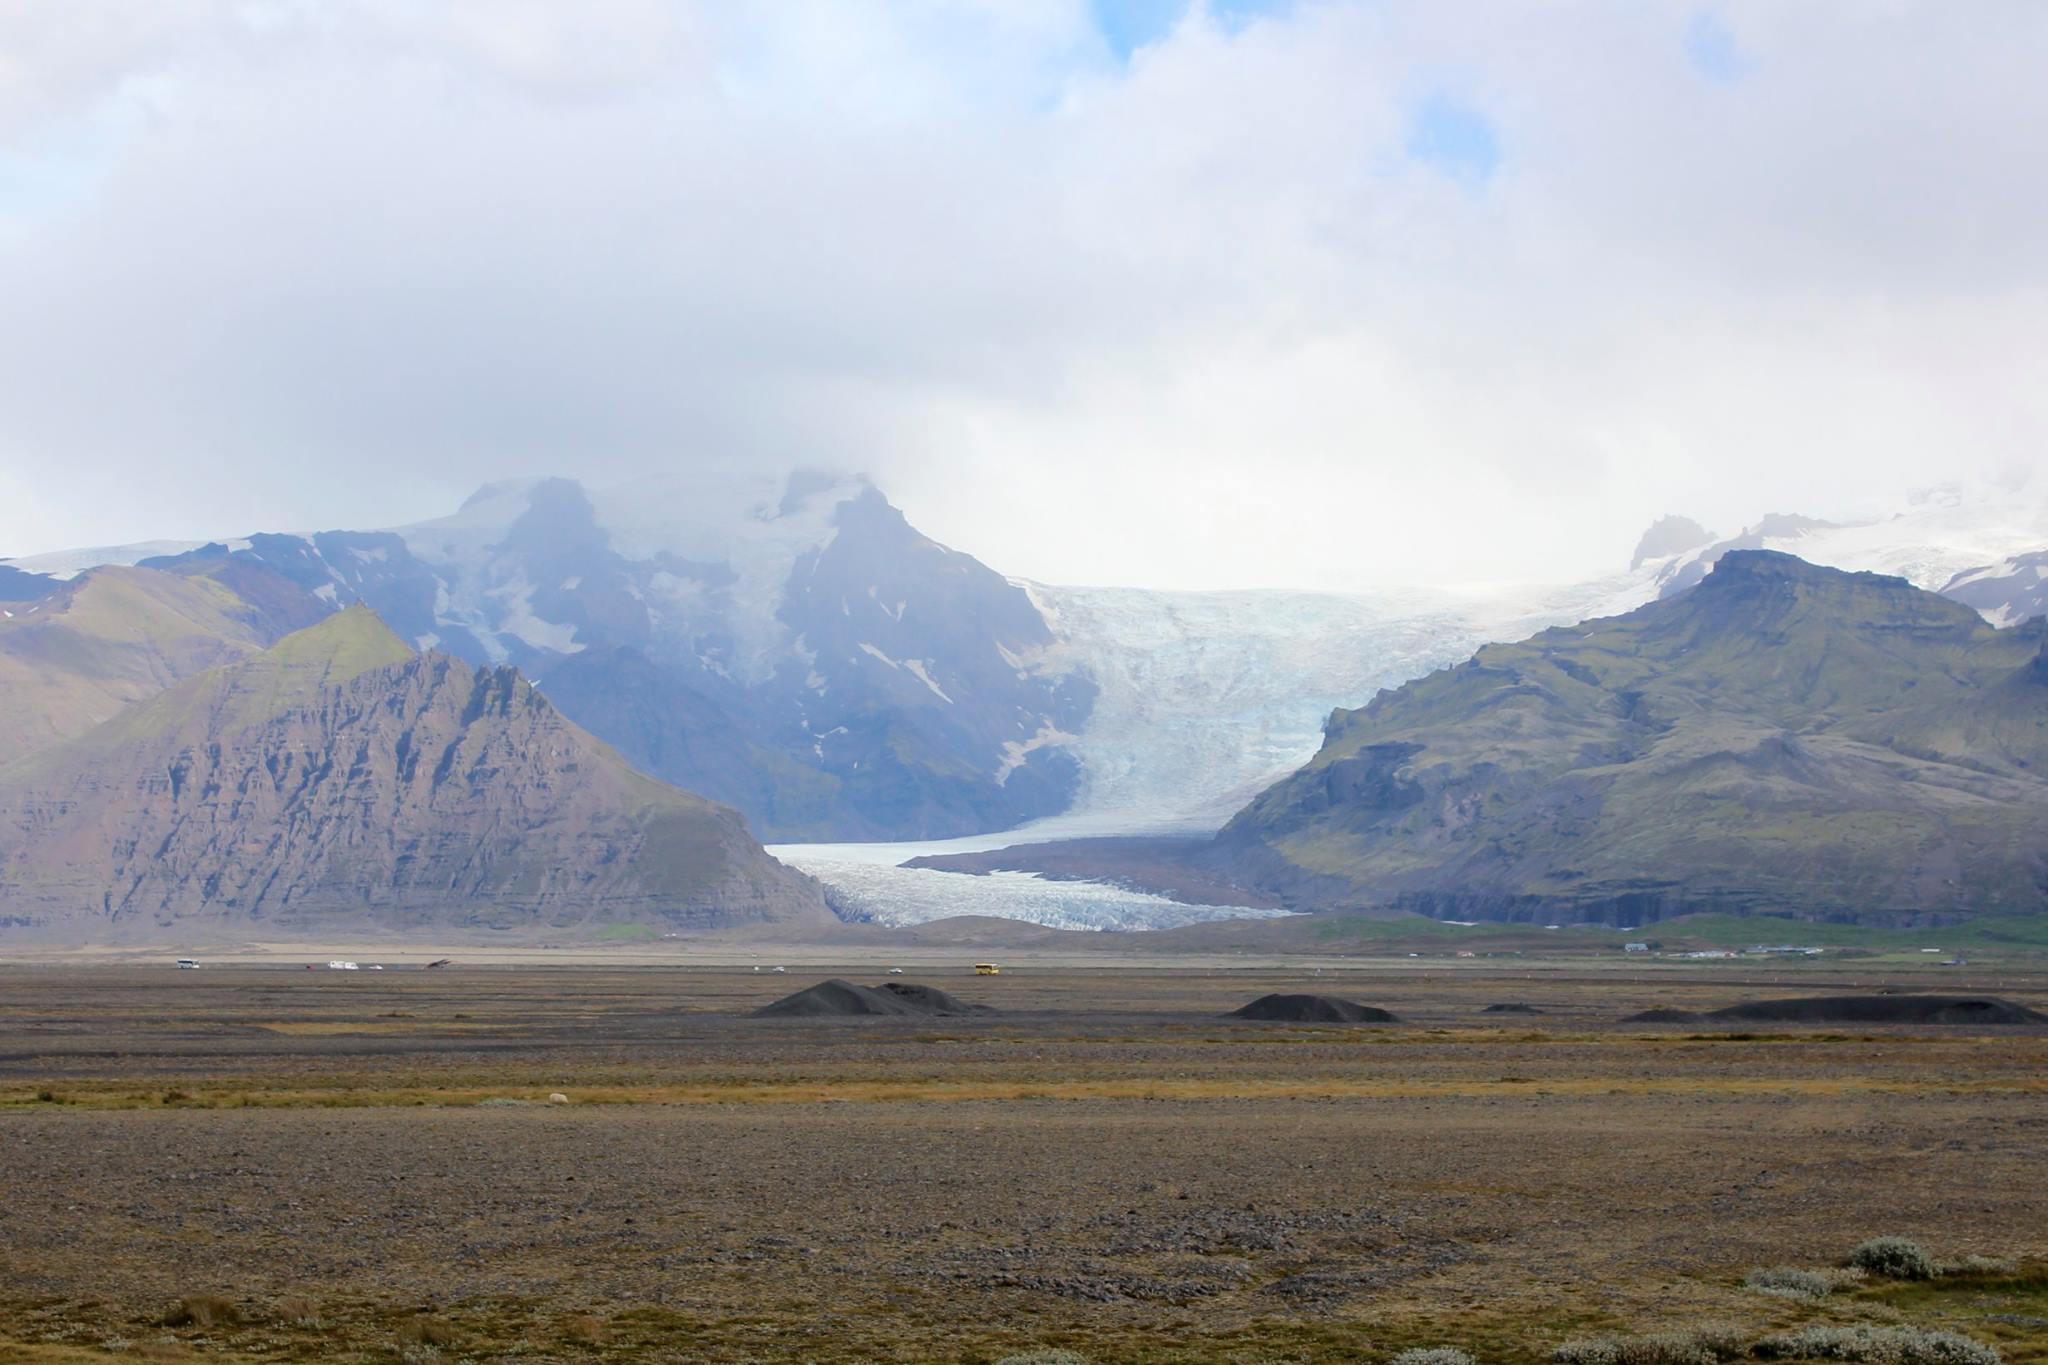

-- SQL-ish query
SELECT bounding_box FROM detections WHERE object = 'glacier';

[10,474,2045,932]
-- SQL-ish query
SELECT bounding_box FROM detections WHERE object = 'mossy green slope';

[1211,552,2048,925]
[0,566,281,768]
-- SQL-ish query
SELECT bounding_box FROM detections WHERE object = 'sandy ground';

[2,963,2045,1363]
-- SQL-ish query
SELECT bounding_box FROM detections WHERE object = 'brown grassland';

[1,960,2044,1363]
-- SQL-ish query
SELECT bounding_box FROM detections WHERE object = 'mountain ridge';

[0,608,830,941]
[1202,551,2048,927]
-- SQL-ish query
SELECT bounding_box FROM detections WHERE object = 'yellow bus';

[973,963,1000,975]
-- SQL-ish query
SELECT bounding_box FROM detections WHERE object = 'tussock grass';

[396,1316,460,1347]
[1392,1349,1478,1365]
[158,1295,238,1329]
[559,1314,606,1345]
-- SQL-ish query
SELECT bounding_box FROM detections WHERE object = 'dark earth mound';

[1708,994,2045,1025]
[1622,1007,1704,1023]
[753,979,991,1018]
[1231,994,1397,1023]
[875,981,990,1014]
[1482,1003,1543,1014]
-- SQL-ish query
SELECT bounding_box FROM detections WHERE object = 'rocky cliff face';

[0,608,830,940]
[126,474,1093,841]
[1207,552,2048,926]
[1944,549,2048,628]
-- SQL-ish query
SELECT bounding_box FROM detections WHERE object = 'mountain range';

[11,474,1091,843]
[12,474,2044,845]
[3,472,2045,937]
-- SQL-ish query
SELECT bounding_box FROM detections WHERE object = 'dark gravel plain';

[1,963,2045,1363]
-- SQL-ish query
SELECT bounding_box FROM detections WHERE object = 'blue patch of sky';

[0,113,127,230]
[1684,8,1751,84]
[1091,0,1294,62]
[1404,92,1500,186]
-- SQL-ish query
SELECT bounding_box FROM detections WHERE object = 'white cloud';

[0,1,2043,588]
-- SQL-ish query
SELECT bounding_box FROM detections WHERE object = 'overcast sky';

[1,1,2043,589]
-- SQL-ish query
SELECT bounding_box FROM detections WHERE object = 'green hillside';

[0,567,282,767]
[1209,551,2048,926]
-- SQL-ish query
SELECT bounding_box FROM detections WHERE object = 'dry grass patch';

[396,1316,460,1347]
[158,1295,239,1329]
[559,1314,607,1345]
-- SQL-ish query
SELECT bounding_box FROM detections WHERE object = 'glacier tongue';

[778,567,1672,928]
[772,836,1291,931]
[1010,571,1664,839]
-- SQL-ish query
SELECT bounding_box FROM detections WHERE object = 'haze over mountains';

[2,470,2045,937]
[11,472,2044,842]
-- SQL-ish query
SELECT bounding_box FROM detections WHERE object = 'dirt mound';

[754,979,990,1018]
[1482,1003,1543,1014]
[1231,994,1397,1023]
[1708,994,2045,1025]
[875,981,989,1014]
[1621,1007,1703,1024]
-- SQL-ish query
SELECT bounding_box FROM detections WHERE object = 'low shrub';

[1850,1237,1937,1281]
[1552,1325,1746,1365]
[1745,1265,1835,1299]
[161,1295,240,1329]
[161,1089,193,1105]
[993,1352,1091,1365]
[1754,1324,2000,1365]
[1392,1349,1477,1365]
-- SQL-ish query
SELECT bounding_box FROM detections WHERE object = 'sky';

[0,0,2044,590]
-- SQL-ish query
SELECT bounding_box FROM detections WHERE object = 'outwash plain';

[2,956,2045,1364]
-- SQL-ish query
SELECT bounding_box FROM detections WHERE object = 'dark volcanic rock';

[1482,1002,1543,1014]
[1707,994,2045,1025]
[1621,1008,1704,1024]
[1231,994,1396,1023]
[755,979,991,1018]
[0,562,60,603]
[1944,548,2048,628]
[875,981,988,1014]
[1631,514,1716,570]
